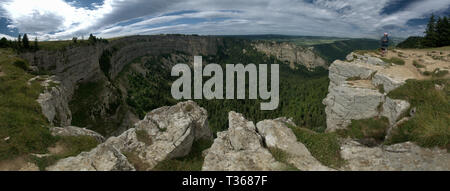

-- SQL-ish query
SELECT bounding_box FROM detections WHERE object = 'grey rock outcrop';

[253,41,328,70]
[340,139,450,171]
[50,126,105,143]
[202,112,286,171]
[47,101,212,171]
[323,53,411,132]
[31,76,72,126]
[256,118,333,171]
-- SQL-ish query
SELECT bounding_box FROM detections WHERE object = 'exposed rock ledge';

[47,101,212,171]
[323,53,411,132]
[202,112,331,171]
[50,126,105,143]
[340,139,450,171]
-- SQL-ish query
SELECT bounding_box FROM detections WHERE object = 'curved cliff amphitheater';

[0,35,449,171]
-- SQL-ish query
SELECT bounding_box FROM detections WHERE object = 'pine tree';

[442,16,450,46]
[436,17,445,47]
[34,37,38,51]
[423,14,437,47]
[22,33,29,49]
[0,37,7,48]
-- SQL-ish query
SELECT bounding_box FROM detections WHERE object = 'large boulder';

[256,118,333,171]
[202,112,286,171]
[47,101,212,171]
[46,143,135,171]
[323,85,384,132]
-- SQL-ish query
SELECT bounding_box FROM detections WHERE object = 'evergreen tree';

[88,34,96,44]
[442,16,450,46]
[22,34,29,49]
[0,37,7,48]
[423,14,437,47]
[436,17,445,47]
[34,37,38,51]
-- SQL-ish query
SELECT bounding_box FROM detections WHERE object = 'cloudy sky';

[0,0,449,40]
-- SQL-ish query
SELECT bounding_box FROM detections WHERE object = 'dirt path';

[367,47,450,80]
[0,156,39,171]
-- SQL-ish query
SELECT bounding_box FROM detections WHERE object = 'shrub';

[412,60,425,68]
[381,57,405,65]
[337,117,390,147]
[136,129,152,145]
[13,60,29,71]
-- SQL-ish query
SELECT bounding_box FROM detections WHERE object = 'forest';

[125,38,329,134]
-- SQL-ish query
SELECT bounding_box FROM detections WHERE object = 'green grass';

[386,79,450,150]
[380,57,405,65]
[136,129,152,145]
[153,139,212,171]
[412,60,425,68]
[432,69,449,78]
[31,135,99,170]
[337,117,390,147]
[267,147,299,171]
[0,49,57,160]
[286,124,345,168]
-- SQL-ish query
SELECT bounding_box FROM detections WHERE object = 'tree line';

[398,14,450,48]
[0,34,38,51]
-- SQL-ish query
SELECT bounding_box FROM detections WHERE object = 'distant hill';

[397,36,424,49]
[226,35,404,64]
[312,39,382,63]
[225,34,349,46]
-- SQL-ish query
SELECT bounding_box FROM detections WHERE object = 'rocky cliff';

[323,52,411,132]
[45,101,450,171]
[20,35,222,128]
[253,41,328,70]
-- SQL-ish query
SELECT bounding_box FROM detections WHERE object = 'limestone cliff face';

[20,35,222,127]
[253,41,328,70]
[323,52,410,132]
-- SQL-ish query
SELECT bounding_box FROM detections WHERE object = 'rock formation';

[323,53,411,132]
[256,118,333,171]
[47,101,212,171]
[202,112,286,171]
[253,41,328,70]
[202,112,332,171]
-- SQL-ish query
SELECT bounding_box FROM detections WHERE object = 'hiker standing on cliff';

[381,33,389,56]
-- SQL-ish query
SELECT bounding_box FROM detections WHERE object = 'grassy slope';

[0,49,56,160]
[0,48,100,169]
[386,79,450,150]
[287,124,345,168]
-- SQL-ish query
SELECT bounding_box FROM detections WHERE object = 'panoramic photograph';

[0,0,449,179]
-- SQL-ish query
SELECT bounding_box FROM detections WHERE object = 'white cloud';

[0,33,15,40]
[0,0,449,40]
